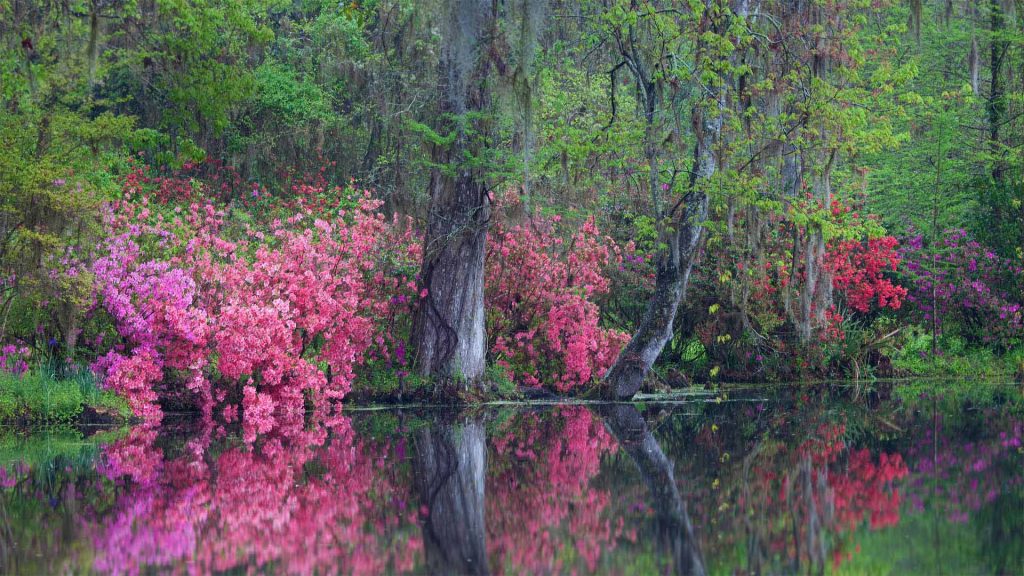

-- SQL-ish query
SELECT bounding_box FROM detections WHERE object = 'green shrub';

[486,363,518,398]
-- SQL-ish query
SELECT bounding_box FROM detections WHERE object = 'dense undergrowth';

[0,161,1021,430]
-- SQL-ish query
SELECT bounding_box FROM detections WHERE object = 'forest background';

[2,0,1023,421]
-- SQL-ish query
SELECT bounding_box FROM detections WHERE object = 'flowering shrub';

[901,229,1024,347]
[686,198,907,378]
[0,344,30,374]
[486,215,629,392]
[124,159,261,206]
[91,186,396,427]
[826,236,907,314]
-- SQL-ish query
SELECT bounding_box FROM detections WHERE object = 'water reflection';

[415,416,487,574]
[0,383,1020,574]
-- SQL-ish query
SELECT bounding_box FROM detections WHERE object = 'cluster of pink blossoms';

[487,215,630,392]
[0,344,30,374]
[91,189,398,432]
[92,174,633,426]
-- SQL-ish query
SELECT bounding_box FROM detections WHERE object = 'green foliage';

[2,0,1022,386]
[0,370,130,425]
[353,361,430,399]
[890,325,1024,378]
[485,363,518,398]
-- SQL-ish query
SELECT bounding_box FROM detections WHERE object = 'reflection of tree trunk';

[414,417,488,575]
[598,405,705,576]
[782,453,831,575]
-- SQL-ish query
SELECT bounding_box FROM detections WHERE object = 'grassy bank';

[0,370,131,427]
[888,331,1024,380]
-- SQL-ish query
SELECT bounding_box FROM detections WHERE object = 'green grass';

[0,369,131,426]
[485,363,520,398]
[889,327,1024,378]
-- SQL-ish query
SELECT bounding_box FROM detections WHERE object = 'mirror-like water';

[1,382,1021,575]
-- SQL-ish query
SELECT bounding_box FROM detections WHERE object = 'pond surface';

[1,382,1021,575]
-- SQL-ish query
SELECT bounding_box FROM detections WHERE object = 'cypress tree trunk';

[412,0,496,386]
[987,0,1007,186]
[603,185,710,399]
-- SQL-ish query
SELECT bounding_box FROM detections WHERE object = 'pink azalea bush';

[91,167,632,421]
[901,228,1024,347]
[486,213,629,392]
[91,184,402,428]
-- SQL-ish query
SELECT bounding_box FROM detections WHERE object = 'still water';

[1,382,1021,575]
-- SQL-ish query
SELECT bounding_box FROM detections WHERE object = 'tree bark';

[412,0,496,386]
[987,0,1007,186]
[599,404,705,575]
[413,417,489,575]
[604,67,720,398]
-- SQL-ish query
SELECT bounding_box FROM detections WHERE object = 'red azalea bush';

[682,197,907,378]
[729,201,905,328]
[124,159,261,206]
[486,213,630,392]
[826,235,907,314]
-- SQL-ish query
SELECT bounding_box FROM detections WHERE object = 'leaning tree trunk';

[412,0,496,386]
[413,416,489,575]
[603,1,738,400]
[603,187,709,399]
[599,405,706,575]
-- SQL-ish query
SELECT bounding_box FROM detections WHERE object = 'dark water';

[1,383,1021,575]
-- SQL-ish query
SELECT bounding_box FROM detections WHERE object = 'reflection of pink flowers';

[830,449,908,531]
[488,407,620,572]
[906,416,1023,525]
[89,417,422,575]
